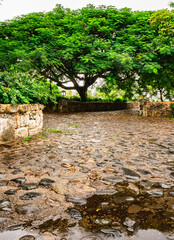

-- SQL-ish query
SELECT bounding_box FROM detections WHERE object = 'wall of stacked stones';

[140,100,173,117]
[0,104,44,143]
[57,99,140,113]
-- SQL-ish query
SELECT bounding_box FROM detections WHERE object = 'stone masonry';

[0,104,44,143]
[140,99,174,117]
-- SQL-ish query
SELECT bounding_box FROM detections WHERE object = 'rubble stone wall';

[0,104,44,143]
[57,99,140,113]
[140,100,173,117]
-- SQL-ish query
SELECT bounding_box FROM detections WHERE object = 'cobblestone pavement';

[0,110,173,240]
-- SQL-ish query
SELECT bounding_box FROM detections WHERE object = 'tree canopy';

[0,4,173,101]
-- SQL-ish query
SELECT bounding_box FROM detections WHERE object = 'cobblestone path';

[0,111,173,240]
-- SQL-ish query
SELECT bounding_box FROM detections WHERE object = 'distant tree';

[170,2,174,7]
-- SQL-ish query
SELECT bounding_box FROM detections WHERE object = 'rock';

[95,189,118,195]
[61,163,74,168]
[4,189,17,195]
[19,235,35,240]
[0,172,7,179]
[138,169,151,175]
[100,229,122,237]
[169,192,174,196]
[69,208,82,220]
[123,217,136,232]
[128,183,139,194]
[102,176,123,183]
[11,177,26,184]
[20,192,42,200]
[80,167,90,173]
[128,204,142,213]
[147,190,163,197]
[170,172,174,179]
[122,168,140,180]
[93,218,112,225]
[12,169,23,175]
[16,204,40,214]
[0,180,8,186]
[19,183,38,190]
[160,183,173,189]
[97,162,106,167]
[140,181,153,190]
[39,178,55,186]
[66,197,87,205]
[0,199,11,211]
[114,195,134,203]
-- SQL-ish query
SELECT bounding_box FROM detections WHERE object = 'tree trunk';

[159,89,163,102]
[78,87,87,102]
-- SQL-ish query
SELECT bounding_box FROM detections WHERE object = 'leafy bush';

[0,71,61,105]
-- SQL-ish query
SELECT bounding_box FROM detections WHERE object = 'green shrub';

[0,71,61,105]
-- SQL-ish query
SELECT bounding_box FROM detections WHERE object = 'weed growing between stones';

[22,137,32,142]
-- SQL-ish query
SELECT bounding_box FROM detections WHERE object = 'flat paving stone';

[20,192,42,200]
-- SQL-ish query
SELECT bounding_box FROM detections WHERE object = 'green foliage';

[22,137,32,142]
[0,5,173,102]
[0,71,61,104]
[53,129,63,133]
[170,103,174,118]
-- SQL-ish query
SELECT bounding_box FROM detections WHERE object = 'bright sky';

[0,0,172,21]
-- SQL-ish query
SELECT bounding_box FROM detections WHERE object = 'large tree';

[0,5,173,101]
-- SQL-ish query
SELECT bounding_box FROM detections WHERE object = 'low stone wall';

[140,100,173,117]
[0,104,44,143]
[57,99,139,113]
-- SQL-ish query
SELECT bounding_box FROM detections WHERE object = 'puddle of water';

[0,184,173,240]
[0,229,38,240]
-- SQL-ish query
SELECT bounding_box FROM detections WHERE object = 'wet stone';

[19,235,35,240]
[170,172,174,179]
[16,204,40,214]
[93,218,112,225]
[128,204,142,213]
[4,189,17,195]
[20,192,42,200]
[122,168,140,180]
[138,169,152,175]
[66,197,87,205]
[123,217,136,232]
[79,167,90,173]
[147,190,163,197]
[69,208,82,220]
[0,199,11,211]
[114,195,134,203]
[11,177,26,184]
[95,189,118,195]
[61,162,75,168]
[19,183,38,190]
[39,178,55,186]
[100,229,122,237]
[96,162,106,167]
[102,176,123,183]
[12,169,23,175]
[0,172,7,179]
[0,180,8,186]
[140,181,153,190]
[160,183,173,189]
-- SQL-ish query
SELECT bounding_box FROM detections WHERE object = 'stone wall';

[0,104,44,143]
[57,99,140,113]
[140,100,173,117]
